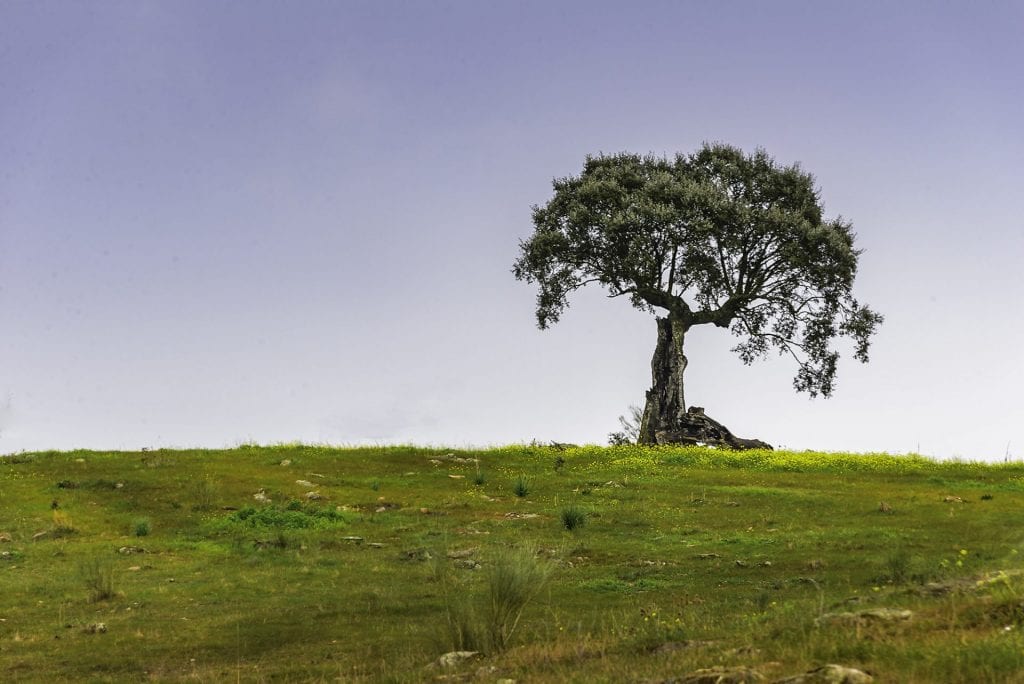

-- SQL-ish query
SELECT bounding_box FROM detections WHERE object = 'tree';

[513,143,882,447]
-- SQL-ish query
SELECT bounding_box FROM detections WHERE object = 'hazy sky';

[2,1,1022,459]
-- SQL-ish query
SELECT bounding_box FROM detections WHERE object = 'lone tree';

[513,143,882,448]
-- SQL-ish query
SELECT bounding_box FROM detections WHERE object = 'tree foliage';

[513,143,882,397]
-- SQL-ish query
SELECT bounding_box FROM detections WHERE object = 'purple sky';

[2,2,1022,458]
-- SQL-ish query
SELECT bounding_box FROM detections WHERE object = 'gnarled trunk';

[638,315,772,450]
[638,315,687,444]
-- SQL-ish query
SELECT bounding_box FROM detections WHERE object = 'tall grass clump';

[51,510,76,537]
[560,503,587,531]
[513,475,531,498]
[440,545,553,654]
[80,559,117,602]
[132,517,151,537]
[191,477,218,511]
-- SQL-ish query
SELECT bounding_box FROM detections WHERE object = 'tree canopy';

[513,143,883,398]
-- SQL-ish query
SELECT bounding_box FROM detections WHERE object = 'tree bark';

[638,315,772,450]
[639,315,688,444]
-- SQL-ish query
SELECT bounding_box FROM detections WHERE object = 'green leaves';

[513,143,883,398]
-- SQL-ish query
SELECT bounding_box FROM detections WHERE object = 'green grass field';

[3,444,1024,682]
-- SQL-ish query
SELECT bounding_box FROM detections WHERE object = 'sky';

[1,1,1022,459]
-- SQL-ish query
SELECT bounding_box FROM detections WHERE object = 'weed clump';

[132,518,151,537]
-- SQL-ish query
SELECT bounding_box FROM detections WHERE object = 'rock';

[368,542,385,549]
[340,536,364,544]
[453,559,481,570]
[118,546,145,555]
[697,553,721,560]
[279,459,291,466]
[253,490,271,503]
[817,608,912,626]
[662,666,764,683]
[296,480,315,488]
[448,474,465,479]
[32,531,50,542]
[774,664,873,683]
[878,501,892,513]
[735,560,750,568]
[428,650,480,669]
[654,407,773,451]
[447,548,478,559]
[503,512,539,519]
[399,548,432,562]
[0,533,12,543]
[305,491,322,501]
[0,551,12,560]
[83,623,107,634]
[943,496,964,503]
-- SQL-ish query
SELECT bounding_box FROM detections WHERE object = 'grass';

[2,444,1024,681]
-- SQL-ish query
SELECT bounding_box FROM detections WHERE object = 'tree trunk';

[637,315,773,450]
[639,315,687,444]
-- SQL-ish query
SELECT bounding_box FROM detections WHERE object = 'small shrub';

[554,455,566,472]
[81,560,117,602]
[474,469,487,486]
[608,404,644,445]
[132,518,151,537]
[513,475,531,498]
[216,504,349,531]
[370,480,381,492]
[561,504,587,531]
[884,548,911,584]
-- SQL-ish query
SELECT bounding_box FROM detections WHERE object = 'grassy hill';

[3,444,1024,682]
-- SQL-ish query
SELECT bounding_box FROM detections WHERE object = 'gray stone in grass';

[428,650,480,669]
[816,608,912,626]
[774,664,873,683]
[661,666,764,683]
